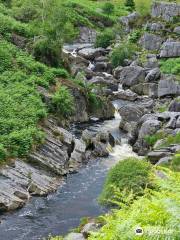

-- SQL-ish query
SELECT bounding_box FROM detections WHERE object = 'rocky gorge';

[0,1,179,240]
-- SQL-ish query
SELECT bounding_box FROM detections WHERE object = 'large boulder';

[139,33,164,51]
[169,98,180,112]
[131,83,158,98]
[75,27,97,43]
[119,12,140,32]
[145,22,165,32]
[158,77,180,98]
[78,47,105,60]
[151,1,180,22]
[120,66,145,87]
[113,89,138,101]
[145,68,161,82]
[160,40,180,58]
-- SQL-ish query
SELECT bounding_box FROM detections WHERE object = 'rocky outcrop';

[158,76,180,98]
[160,40,180,58]
[146,22,165,32]
[119,12,140,32]
[131,83,158,98]
[113,89,138,101]
[151,2,180,22]
[75,27,97,43]
[120,66,145,87]
[0,160,59,212]
[145,68,161,82]
[169,98,180,112]
[139,33,164,51]
[78,47,105,60]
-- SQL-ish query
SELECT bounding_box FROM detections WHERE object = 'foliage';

[99,158,154,205]
[52,86,75,118]
[102,2,114,15]
[95,29,115,48]
[125,0,135,12]
[128,29,142,43]
[160,58,180,77]
[110,42,137,68]
[90,169,180,240]
[144,131,166,147]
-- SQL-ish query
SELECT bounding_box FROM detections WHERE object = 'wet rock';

[165,117,177,129]
[89,76,118,91]
[139,33,164,51]
[78,47,105,60]
[145,68,161,82]
[151,1,180,22]
[120,66,145,87]
[82,222,99,238]
[158,77,180,98]
[160,40,180,58]
[65,233,85,240]
[113,89,138,101]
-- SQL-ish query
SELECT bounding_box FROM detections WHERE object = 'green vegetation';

[95,29,115,48]
[99,158,154,205]
[110,42,137,67]
[52,86,75,118]
[160,58,180,80]
[102,2,114,15]
[125,0,135,11]
[144,131,166,147]
[90,168,180,240]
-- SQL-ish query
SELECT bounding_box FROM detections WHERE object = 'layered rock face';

[152,2,180,22]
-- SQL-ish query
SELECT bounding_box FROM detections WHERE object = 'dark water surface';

[0,102,136,240]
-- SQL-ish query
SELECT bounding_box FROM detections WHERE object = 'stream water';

[0,103,137,240]
[0,43,138,240]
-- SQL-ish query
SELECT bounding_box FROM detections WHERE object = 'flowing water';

[0,44,138,240]
[0,105,137,240]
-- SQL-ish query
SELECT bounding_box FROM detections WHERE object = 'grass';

[160,58,180,81]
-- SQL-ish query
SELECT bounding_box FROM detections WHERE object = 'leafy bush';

[144,131,166,147]
[90,169,180,240]
[160,58,180,77]
[95,29,115,48]
[99,158,153,205]
[125,0,135,12]
[128,29,142,43]
[102,2,114,15]
[52,86,75,118]
[110,42,137,68]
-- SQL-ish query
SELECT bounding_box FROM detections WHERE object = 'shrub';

[95,29,115,48]
[52,86,75,118]
[102,2,114,15]
[144,131,166,147]
[128,29,142,43]
[160,58,180,77]
[110,42,137,68]
[125,0,135,12]
[99,158,153,205]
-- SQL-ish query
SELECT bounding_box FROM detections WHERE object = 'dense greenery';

[99,158,154,205]
[95,29,115,48]
[90,168,180,240]
[160,58,180,80]
[110,42,137,67]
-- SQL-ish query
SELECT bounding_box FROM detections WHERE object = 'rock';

[176,116,180,128]
[139,33,164,51]
[174,26,180,35]
[89,76,118,91]
[75,27,97,43]
[165,117,177,129]
[146,22,165,32]
[131,83,158,98]
[119,12,140,32]
[113,66,123,79]
[81,223,99,238]
[144,55,159,69]
[148,150,172,164]
[158,77,180,98]
[151,2,180,22]
[145,68,161,82]
[156,156,172,166]
[0,160,60,212]
[78,47,105,60]
[133,119,161,155]
[160,40,180,58]
[11,33,27,48]
[120,66,145,87]
[65,233,85,240]
[169,98,180,112]
[113,89,138,101]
